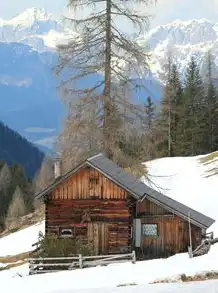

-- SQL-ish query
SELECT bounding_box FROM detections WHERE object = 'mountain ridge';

[2,8,217,82]
[0,8,216,148]
[0,120,44,178]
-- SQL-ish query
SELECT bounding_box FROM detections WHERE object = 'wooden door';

[88,223,108,255]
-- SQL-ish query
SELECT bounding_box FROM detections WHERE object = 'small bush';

[33,232,93,258]
[180,274,188,282]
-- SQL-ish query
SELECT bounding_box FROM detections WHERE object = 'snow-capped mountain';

[140,19,218,81]
[1,8,217,148]
[0,8,67,52]
[0,8,162,149]
[1,9,218,81]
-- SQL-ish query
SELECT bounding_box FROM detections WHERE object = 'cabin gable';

[48,166,127,200]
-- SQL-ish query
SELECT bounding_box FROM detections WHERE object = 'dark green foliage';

[0,162,34,231]
[34,232,94,257]
[0,121,44,178]
[205,52,218,152]
[183,57,206,155]
[144,96,155,132]
[156,52,218,158]
[156,62,183,156]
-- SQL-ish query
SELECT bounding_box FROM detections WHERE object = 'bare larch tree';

[56,0,156,170]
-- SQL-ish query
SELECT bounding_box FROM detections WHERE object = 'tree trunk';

[103,0,113,159]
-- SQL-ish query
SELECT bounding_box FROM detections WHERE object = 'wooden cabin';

[36,153,215,259]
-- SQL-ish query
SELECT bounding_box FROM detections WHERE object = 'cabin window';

[89,177,99,184]
[59,228,74,238]
[142,224,158,237]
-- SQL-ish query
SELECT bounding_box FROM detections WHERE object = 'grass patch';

[0,251,29,271]
[117,283,137,287]
[0,251,30,263]
[199,152,218,164]
[151,271,218,284]
[0,260,27,271]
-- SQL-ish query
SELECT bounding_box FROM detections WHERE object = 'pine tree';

[140,96,156,159]
[169,64,184,155]
[144,96,155,133]
[157,61,183,157]
[205,51,218,152]
[156,56,172,157]
[183,57,206,155]
[0,163,33,231]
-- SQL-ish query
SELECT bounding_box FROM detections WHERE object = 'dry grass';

[198,152,218,178]
[199,152,218,164]
[117,283,137,287]
[0,251,30,263]
[151,271,218,284]
[0,251,30,271]
[0,260,27,271]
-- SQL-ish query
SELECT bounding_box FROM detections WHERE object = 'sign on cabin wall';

[133,219,141,247]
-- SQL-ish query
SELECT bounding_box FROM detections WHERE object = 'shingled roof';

[36,153,215,230]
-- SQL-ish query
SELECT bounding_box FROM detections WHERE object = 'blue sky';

[1,0,218,27]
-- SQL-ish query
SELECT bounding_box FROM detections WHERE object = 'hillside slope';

[0,221,44,258]
[0,121,44,177]
[143,152,218,233]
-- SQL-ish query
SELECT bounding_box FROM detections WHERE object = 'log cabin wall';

[136,199,202,258]
[45,166,134,254]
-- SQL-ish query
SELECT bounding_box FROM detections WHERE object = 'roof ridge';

[87,153,104,161]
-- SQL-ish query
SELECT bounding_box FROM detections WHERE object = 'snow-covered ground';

[1,261,218,293]
[143,152,218,234]
[1,153,218,293]
[0,221,44,257]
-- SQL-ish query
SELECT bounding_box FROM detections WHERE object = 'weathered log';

[192,237,218,257]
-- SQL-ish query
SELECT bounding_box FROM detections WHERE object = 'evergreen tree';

[205,51,218,152]
[183,57,206,155]
[0,163,12,192]
[144,96,155,133]
[0,162,33,231]
[156,56,172,157]
[169,64,184,155]
[157,61,183,157]
[141,96,157,159]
